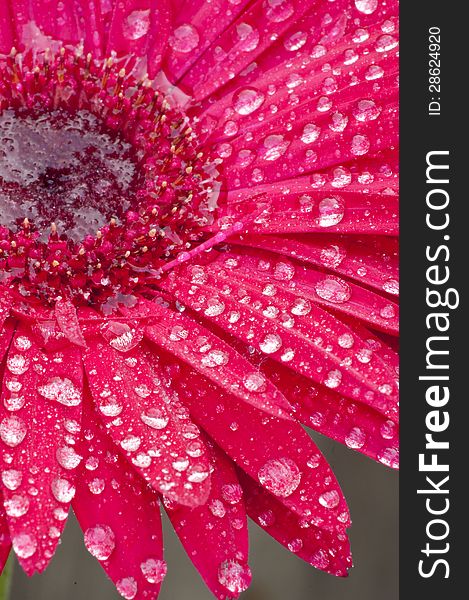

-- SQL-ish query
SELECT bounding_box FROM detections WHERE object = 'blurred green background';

[10,433,398,600]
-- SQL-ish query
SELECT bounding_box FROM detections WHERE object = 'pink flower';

[0,0,398,598]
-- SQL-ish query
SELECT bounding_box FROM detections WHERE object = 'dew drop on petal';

[84,524,116,561]
[338,333,354,348]
[380,420,397,440]
[56,445,82,470]
[116,577,138,599]
[354,0,378,14]
[324,369,342,389]
[51,477,76,503]
[140,407,170,430]
[2,469,22,490]
[123,9,150,40]
[5,494,30,517]
[301,124,320,144]
[258,458,301,497]
[217,560,252,594]
[315,278,351,303]
[6,355,29,375]
[318,489,340,509]
[12,533,37,558]
[351,134,370,156]
[377,447,399,468]
[141,558,168,584]
[37,377,81,406]
[353,99,381,122]
[221,483,243,505]
[318,197,345,227]
[233,87,265,115]
[243,372,266,393]
[345,427,366,449]
[383,279,399,295]
[259,334,282,354]
[169,24,199,53]
[0,415,27,447]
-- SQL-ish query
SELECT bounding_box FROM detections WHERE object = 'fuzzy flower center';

[0,48,222,307]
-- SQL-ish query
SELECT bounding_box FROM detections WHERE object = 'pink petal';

[209,247,399,334]
[230,234,398,296]
[73,391,165,600]
[83,337,211,507]
[156,357,351,529]
[139,300,292,417]
[163,0,252,84]
[105,0,172,76]
[0,492,11,574]
[55,298,87,348]
[164,441,251,599]
[264,360,399,468]
[177,0,312,100]
[210,176,398,236]
[159,265,398,417]
[0,320,15,365]
[239,470,352,576]
[0,2,15,54]
[0,324,83,574]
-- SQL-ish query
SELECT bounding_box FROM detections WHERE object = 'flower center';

[0,108,140,242]
[0,47,222,308]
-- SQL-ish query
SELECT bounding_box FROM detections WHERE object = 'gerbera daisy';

[0,0,399,598]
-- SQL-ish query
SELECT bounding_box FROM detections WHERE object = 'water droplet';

[258,509,275,527]
[0,415,27,447]
[12,533,37,558]
[243,373,266,393]
[210,499,226,518]
[380,304,396,320]
[259,334,282,354]
[201,350,229,367]
[56,446,82,470]
[221,483,243,505]
[318,197,345,227]
[121,435,141,452]
[14,336,32,351]
[284,31,307,51]
[140,558,167,584]
[354,0,378,14]
[380,420,397,440]
[101,321,143,352]
[37,377,81,406]
[318,489,340,509]
[338,333,354,348]
[353,99,381,122]
[291,298,311,316]
[324,369,342,389]
[383,279,399,295]
[351,134,370,156]
[2,469,22,490]
[6,354,29,375]
[141,407,170,430]
[315,278,351,303]
[345,427,366,449]
[169,24,199,53]
[88,478,105,495]
[217,560,252,594]
[287,538,303,553]
[51,477,76,503]
[233,87,265,115]
[116,577,138,599]
[301,124,320,144]
[377,447,399,468]
[375,34,398,52]
[5,494,30,517]
[123,9,150,40]
[236,23,259,52]
[258,458,301,497]
[187,464,209,483]
[98,396,123,417]
[84,524,116,561]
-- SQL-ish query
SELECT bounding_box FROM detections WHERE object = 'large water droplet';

[345,427,366,449]
[233,88,265,115]
[318,197,345,227]
[140,558,167,584]
[315,278,351,303]
[140,407,170,430]
[0,415,27,447]
[12,533,37,558]
[37,377,81,406]
[217,560,252,594]
[354,0,378,14]
[258,458,301,497]
[259,334,282,354]
[169,24,200,53]
[116,577,138,599]
[84,524,116,561]
[318,489,340,509]
[51,477,76,503]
